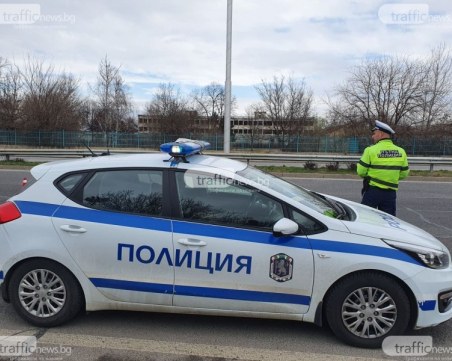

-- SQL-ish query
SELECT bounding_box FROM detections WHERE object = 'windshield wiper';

[310,191,347,220]
[332,200,347,220]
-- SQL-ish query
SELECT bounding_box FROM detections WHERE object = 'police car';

[0,139,451,348]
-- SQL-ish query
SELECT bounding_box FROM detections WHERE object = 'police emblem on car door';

[270,253,293,282]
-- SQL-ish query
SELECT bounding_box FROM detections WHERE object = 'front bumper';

[407,266,452,328]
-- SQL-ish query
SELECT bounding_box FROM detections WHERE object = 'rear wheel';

[325,272,411,348]
[9,259,83,327]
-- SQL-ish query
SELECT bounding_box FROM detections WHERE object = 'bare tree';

[326,97,365,136]
[327,45,452,133]
[255,75,313,147]
[243,104,266,150]
[419,43,452,129]
[145,83,194,135]
[19,57,82,131]
[331,56,426,130]
[112,76,133,132]
[119,115,138,132]
[91,56,133,136]
[0,58,22,129]
[94,55,118,133]
[80,99,101,132]
[286,77,313,135]
[190,82,237,134]
[191,82,224,131]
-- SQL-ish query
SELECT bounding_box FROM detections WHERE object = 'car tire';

[8,259,83,327]
[325,272,410,348]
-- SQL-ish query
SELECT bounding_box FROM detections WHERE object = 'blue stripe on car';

[15,200,420,265]
[310,239,419,265]
[15,201,59,216]
[90,278,310,305]
[173,220,310,249]
[0,271,3,280]
[175,284,311,305]
[90,278,173,294]
[419,300,436,311]
[16,200,171,232]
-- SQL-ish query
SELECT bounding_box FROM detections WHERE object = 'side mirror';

[273,218,299,237]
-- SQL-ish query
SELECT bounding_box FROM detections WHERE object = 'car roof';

[31,152,248,180]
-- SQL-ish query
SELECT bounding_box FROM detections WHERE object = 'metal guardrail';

[0,149,93,160]
[218,153,452,172]
[1,148,452,171]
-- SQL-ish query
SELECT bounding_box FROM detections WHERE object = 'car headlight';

[383,239,450,269]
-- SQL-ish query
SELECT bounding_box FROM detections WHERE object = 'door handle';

[60,225,87,233]
[177,238,206,247]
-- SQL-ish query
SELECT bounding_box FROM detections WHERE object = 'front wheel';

[9,259,83,327]
[325,272,411,348]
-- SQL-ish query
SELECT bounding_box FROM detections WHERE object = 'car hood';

[335,197,447,252]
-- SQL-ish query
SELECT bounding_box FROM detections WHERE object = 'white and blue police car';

[0,139,451,348]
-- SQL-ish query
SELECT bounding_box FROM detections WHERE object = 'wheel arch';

[316,269,418,330]
[2,257,86,311]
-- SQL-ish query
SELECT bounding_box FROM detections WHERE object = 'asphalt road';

[0,169,452,361]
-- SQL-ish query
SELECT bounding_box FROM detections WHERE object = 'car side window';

[81,169,163,216]
[290,208,326,234]
[56,173,86,195]
[175,171,284,229]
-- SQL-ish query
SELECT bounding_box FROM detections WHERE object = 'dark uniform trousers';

[361,186,397,216]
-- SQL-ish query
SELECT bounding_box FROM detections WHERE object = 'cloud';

[1,0,450,115]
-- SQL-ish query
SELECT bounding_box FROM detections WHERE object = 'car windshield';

[237,166,337,217]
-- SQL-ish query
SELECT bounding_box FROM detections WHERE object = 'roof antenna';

[83,142,98,157]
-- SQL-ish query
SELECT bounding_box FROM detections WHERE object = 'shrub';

[304,161,317,170]
[326,162,339,171]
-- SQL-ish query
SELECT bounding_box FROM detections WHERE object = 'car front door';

[171,170,314,315]
[51,169,174,305]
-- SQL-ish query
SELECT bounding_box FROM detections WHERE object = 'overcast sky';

[1,0,451,116]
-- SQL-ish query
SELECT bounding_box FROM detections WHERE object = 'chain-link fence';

[0,130,451,156]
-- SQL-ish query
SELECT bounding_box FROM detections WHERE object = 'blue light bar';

[160,139,211,157]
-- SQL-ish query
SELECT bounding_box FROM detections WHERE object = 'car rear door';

[51,168,174,305]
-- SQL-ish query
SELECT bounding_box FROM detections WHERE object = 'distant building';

[138,111,218,134]
[231,112,273,138]
[138,114,158,133]
[138,111,315,142]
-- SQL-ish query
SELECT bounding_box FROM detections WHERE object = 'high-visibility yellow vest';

[357,139,409,190]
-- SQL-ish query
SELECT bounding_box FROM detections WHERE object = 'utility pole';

[224,0,232,153]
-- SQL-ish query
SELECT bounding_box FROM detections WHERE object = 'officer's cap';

[372,120,395,135]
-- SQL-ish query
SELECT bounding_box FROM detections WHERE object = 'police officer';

[357,120,409,216]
